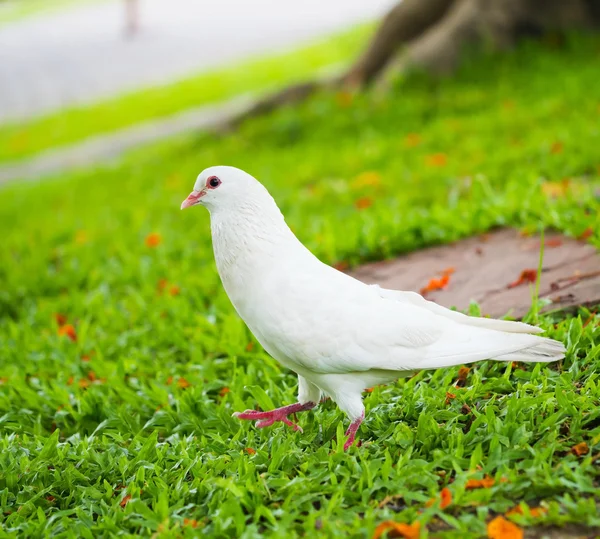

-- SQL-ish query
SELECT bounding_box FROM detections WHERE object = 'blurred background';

[0,0,393,121]
[0,0,599,536]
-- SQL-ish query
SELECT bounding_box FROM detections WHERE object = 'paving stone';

[349,228,600,319]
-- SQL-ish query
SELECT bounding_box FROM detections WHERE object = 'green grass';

[0,24,372,164]
[1,33,600,537]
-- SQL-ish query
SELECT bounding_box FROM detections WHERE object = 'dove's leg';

[233,375,320,432]
[329,389,366,451]
[343,412,365,451]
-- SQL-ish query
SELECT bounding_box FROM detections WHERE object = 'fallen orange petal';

[157,278,168,293]
[425,153,447,167]
[487,516,523,539]
[465,476,495,489]
[58,324,77,342]
[541,179,569,198]
[355,197,373,210]
[440,487,452,509]
[455,366,470,387]
[183,518,198,528]
[420,274,451,296]
[445,392,456,405]
[168,285,180,296]
[145,232,162,248]
[425,487,452,509]
[373,521,420,539]
[545,238,562,248]
[505,505,547,518]
[120,494,132,508]
[507,269,537,289]
[177,377,191,389]
[579,227,593,241]
[54,313,68,326]
[334,260,350,271]
[245,447,256,455]
[219,387,230,397]
[572,442,589,456]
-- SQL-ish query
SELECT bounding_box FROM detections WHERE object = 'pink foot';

[343,413,364,451]
[233,401,316,432]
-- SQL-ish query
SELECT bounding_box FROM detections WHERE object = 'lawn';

[1,32,600,538]
[0,24,372,164]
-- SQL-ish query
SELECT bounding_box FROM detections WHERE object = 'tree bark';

[343,0,455,87]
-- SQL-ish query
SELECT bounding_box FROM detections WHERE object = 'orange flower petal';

[219,387,230,397]
[245,447,256,455]
[465,476,495,489]
[487,516,523,539]
[455,366,470,387]
[183,518,198,528]
[572,442,589,456]
[425,153,447,167]
[545,238,562,248]
[168,285,180,296]
[120,494,132,508]
[579,227,593,241]
[440,487,452,509]
[177,377,191,389]
[425,487,452,509]
[355,197,373,210]
[157,278,168,292]
[145,232,162,248]
[373,521,420,539]
[507,269,537,289]
[334,261,350,271]
[54,313,68,326]
[58,324,77,342]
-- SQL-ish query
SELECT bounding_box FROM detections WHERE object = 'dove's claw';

[234,401,316,432]
[343,412,365,451]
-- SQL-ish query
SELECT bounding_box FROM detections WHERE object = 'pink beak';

[180,190,205,210]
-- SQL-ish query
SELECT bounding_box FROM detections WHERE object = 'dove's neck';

[209,194,311,297]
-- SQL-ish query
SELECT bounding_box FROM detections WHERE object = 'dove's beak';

[180,190,205,210]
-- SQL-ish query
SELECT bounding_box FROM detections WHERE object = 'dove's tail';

[491,336,565,363]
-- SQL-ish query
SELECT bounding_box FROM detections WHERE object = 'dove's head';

[180,166,268,213]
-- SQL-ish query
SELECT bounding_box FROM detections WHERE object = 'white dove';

[181,166,566,450]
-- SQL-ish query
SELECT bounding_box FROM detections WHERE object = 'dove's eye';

[207,176,221,189]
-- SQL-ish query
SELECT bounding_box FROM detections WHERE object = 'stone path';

[350,228,600,319]
[0,0,395,122]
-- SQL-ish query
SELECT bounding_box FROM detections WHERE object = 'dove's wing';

[371,285,543,334]
[254,264,560,375]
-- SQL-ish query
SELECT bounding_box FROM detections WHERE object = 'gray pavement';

[0,94,255,185]
[0,0,394,122]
